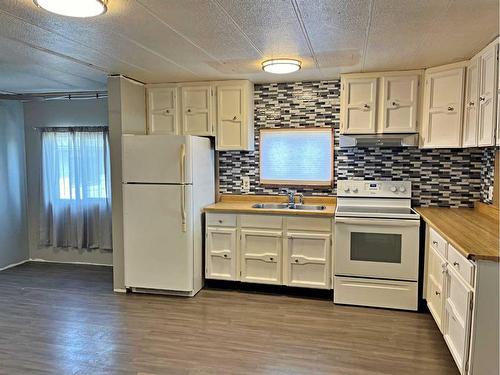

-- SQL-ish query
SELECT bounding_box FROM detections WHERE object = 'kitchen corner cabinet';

[181,84,214,136]
[423,226,499,375]
[340,71,421,135]
[421,63,466,148]
[216,81,254,151]
[146,85,178,135]
[205,213,333,290]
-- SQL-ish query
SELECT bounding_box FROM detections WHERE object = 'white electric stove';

[334,180,420,311]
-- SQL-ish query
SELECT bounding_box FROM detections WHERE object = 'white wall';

[23,98,113,265]
[0,100,29,269]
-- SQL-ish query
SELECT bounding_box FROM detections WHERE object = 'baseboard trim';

[113,288,127,293]
[29,258,113,267]
[0,259,29,272]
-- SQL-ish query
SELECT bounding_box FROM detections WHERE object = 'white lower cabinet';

[426,245,447,330]
[206,227,237,280]
[443,267,473,374]
[424,225,477,375]
[240,229,282,285]
[285,231,331,289]
[205,213,333,289]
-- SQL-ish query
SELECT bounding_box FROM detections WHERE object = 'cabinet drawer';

[240,214,282,229]
[429,227,447,258]
[286,217,332,232]
[447,244,475,286]
[206,213,237,227]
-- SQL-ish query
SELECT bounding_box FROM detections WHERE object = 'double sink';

[251,203,326,211]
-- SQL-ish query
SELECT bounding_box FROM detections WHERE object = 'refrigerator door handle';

[180,143,186,184]
[181,184,187,232]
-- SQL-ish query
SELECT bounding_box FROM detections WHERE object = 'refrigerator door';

[122,135,192,184]
[123,184,193,291]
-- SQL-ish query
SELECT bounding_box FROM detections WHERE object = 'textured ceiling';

[0,0,498,93]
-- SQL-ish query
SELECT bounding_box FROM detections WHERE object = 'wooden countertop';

[204,194,336,217]
[415,203,499,262]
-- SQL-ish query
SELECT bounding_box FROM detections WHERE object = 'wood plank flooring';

[0,262,458,375]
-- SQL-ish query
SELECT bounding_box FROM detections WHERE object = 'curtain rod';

[0,91,107,102]
[32,126,109,132]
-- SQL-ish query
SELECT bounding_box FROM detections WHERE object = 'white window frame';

[259,128,334,187]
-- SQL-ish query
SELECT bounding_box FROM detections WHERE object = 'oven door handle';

[335,217,420,227]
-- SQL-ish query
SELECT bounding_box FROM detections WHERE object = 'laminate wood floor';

[0,262,458,375]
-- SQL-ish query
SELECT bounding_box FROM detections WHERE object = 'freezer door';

[122,135,192,184]
[123,184,193,291]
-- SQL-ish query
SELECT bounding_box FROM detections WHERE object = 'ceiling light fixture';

[262,59,301,74]
[34,0,108,18]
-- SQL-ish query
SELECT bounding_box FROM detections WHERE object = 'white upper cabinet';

[216,80,254,151]
[181,85,214,136]
[421,63,466,148]
[340,71,421,135]
[477,42,498,146]
[380,75,419,133]
[463,58,480,147]
[147,85,178,135]
[341,77,378,134]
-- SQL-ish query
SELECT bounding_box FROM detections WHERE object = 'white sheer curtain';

[39,128,112,250]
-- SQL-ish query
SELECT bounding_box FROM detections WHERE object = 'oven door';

[335,217,419,281]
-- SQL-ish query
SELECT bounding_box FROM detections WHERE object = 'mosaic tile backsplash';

[218,80,496,208]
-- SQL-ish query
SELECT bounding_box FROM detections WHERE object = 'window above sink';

[259,128,333,187]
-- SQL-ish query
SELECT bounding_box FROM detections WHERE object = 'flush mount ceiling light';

[262,59,301,74]
[34,0,107,18]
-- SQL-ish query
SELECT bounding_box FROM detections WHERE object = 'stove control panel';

[337,180,411,198]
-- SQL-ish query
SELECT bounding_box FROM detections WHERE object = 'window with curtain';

[39,127,112,250]
[259,128,333,186]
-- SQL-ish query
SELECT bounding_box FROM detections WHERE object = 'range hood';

[339,134,419,148]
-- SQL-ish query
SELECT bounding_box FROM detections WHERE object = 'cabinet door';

[216,84,247,150]
[421,67,465,148]
[286,231,331,289]
[341,78,377,134]
[147,87,178,135]
[443,268,473,374]
[206,227,237,281]
[463,58,480,147]
[240,229,282,285]
[380,75,419,133]
[181,85,214,136]
[426,246,447,330]
[478,43,498,146]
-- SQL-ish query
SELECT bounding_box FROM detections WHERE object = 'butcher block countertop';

[204,194,336,217]
[415,203,499,262]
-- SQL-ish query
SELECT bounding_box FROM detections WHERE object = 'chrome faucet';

[280,188,296,207]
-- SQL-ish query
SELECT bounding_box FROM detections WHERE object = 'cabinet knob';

[447,106,454,111]
[363,104,370,109]
[435,291,441,296]
[432,241,438,245]
[392,101,399,107]
[233,116,237,121]
[269,257,274,261]
[187,108,191,113]
[479,96,486,102]
[453,261,460,267]
[295,259,299,263]
[223,254,228,258]
[469,101,475,107]
[218,220,223,224]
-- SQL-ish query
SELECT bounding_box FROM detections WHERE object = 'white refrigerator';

[122,135,214,296]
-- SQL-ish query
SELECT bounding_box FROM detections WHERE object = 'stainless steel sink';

[251,203,326,211]
[291,204,326,211]
[251,203,290,209]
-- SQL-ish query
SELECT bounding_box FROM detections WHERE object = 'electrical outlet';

[241,176,250,192]
[488,186,494,201]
